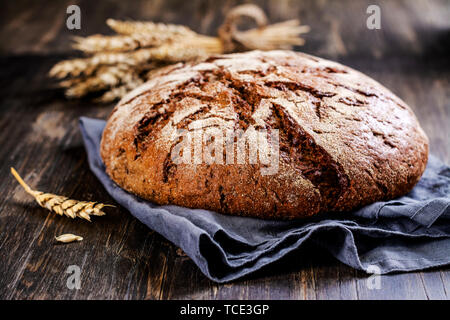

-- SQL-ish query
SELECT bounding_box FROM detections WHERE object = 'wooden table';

[0,0,449,299]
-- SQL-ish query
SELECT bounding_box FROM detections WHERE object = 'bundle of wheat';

[49,4,309,102]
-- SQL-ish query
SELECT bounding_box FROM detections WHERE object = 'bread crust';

[100,50,429,219]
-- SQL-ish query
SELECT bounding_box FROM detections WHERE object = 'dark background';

[0,0,449,299]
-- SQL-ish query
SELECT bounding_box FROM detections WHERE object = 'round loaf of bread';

[100,50,428,219]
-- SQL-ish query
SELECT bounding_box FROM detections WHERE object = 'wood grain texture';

[0,0,449,300]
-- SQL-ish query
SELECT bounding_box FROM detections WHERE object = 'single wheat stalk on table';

[11,167,114,222]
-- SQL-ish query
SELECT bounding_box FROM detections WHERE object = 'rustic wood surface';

[0,0,449,300]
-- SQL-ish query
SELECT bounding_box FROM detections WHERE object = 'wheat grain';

[55,234,83,243]
[11,167,114,221]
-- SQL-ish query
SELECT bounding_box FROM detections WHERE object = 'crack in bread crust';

[269,102,349,211]
[192,67,350,211]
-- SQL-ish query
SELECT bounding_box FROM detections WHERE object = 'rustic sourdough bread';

[100,50,428,219]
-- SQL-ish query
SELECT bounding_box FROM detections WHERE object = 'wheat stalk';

[72,34,140,53]
[11,167,114,222]
[55,234,83,243]
[235,20,310,50]
[49,44,204,82]
[49,53,133,79]
[73,32,207,53]
[107,19,197,38]
[129,45,209,63]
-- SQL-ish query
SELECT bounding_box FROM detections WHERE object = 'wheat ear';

[106,19,197,38]
[11,167,114,222]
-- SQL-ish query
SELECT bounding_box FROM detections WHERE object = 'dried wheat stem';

[11,167,35,195]
[185,35,224,53]
[11,167,114,221]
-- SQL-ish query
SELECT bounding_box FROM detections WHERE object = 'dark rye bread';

[100,50,429,219]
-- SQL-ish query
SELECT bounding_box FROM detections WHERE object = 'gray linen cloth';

[80,117,450,283]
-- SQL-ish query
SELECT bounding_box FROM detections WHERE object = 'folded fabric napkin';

[80,117,450,283]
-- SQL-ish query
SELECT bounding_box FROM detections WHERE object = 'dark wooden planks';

[0,55,168,300]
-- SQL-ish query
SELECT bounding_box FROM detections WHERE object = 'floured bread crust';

[100,50,428,219]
